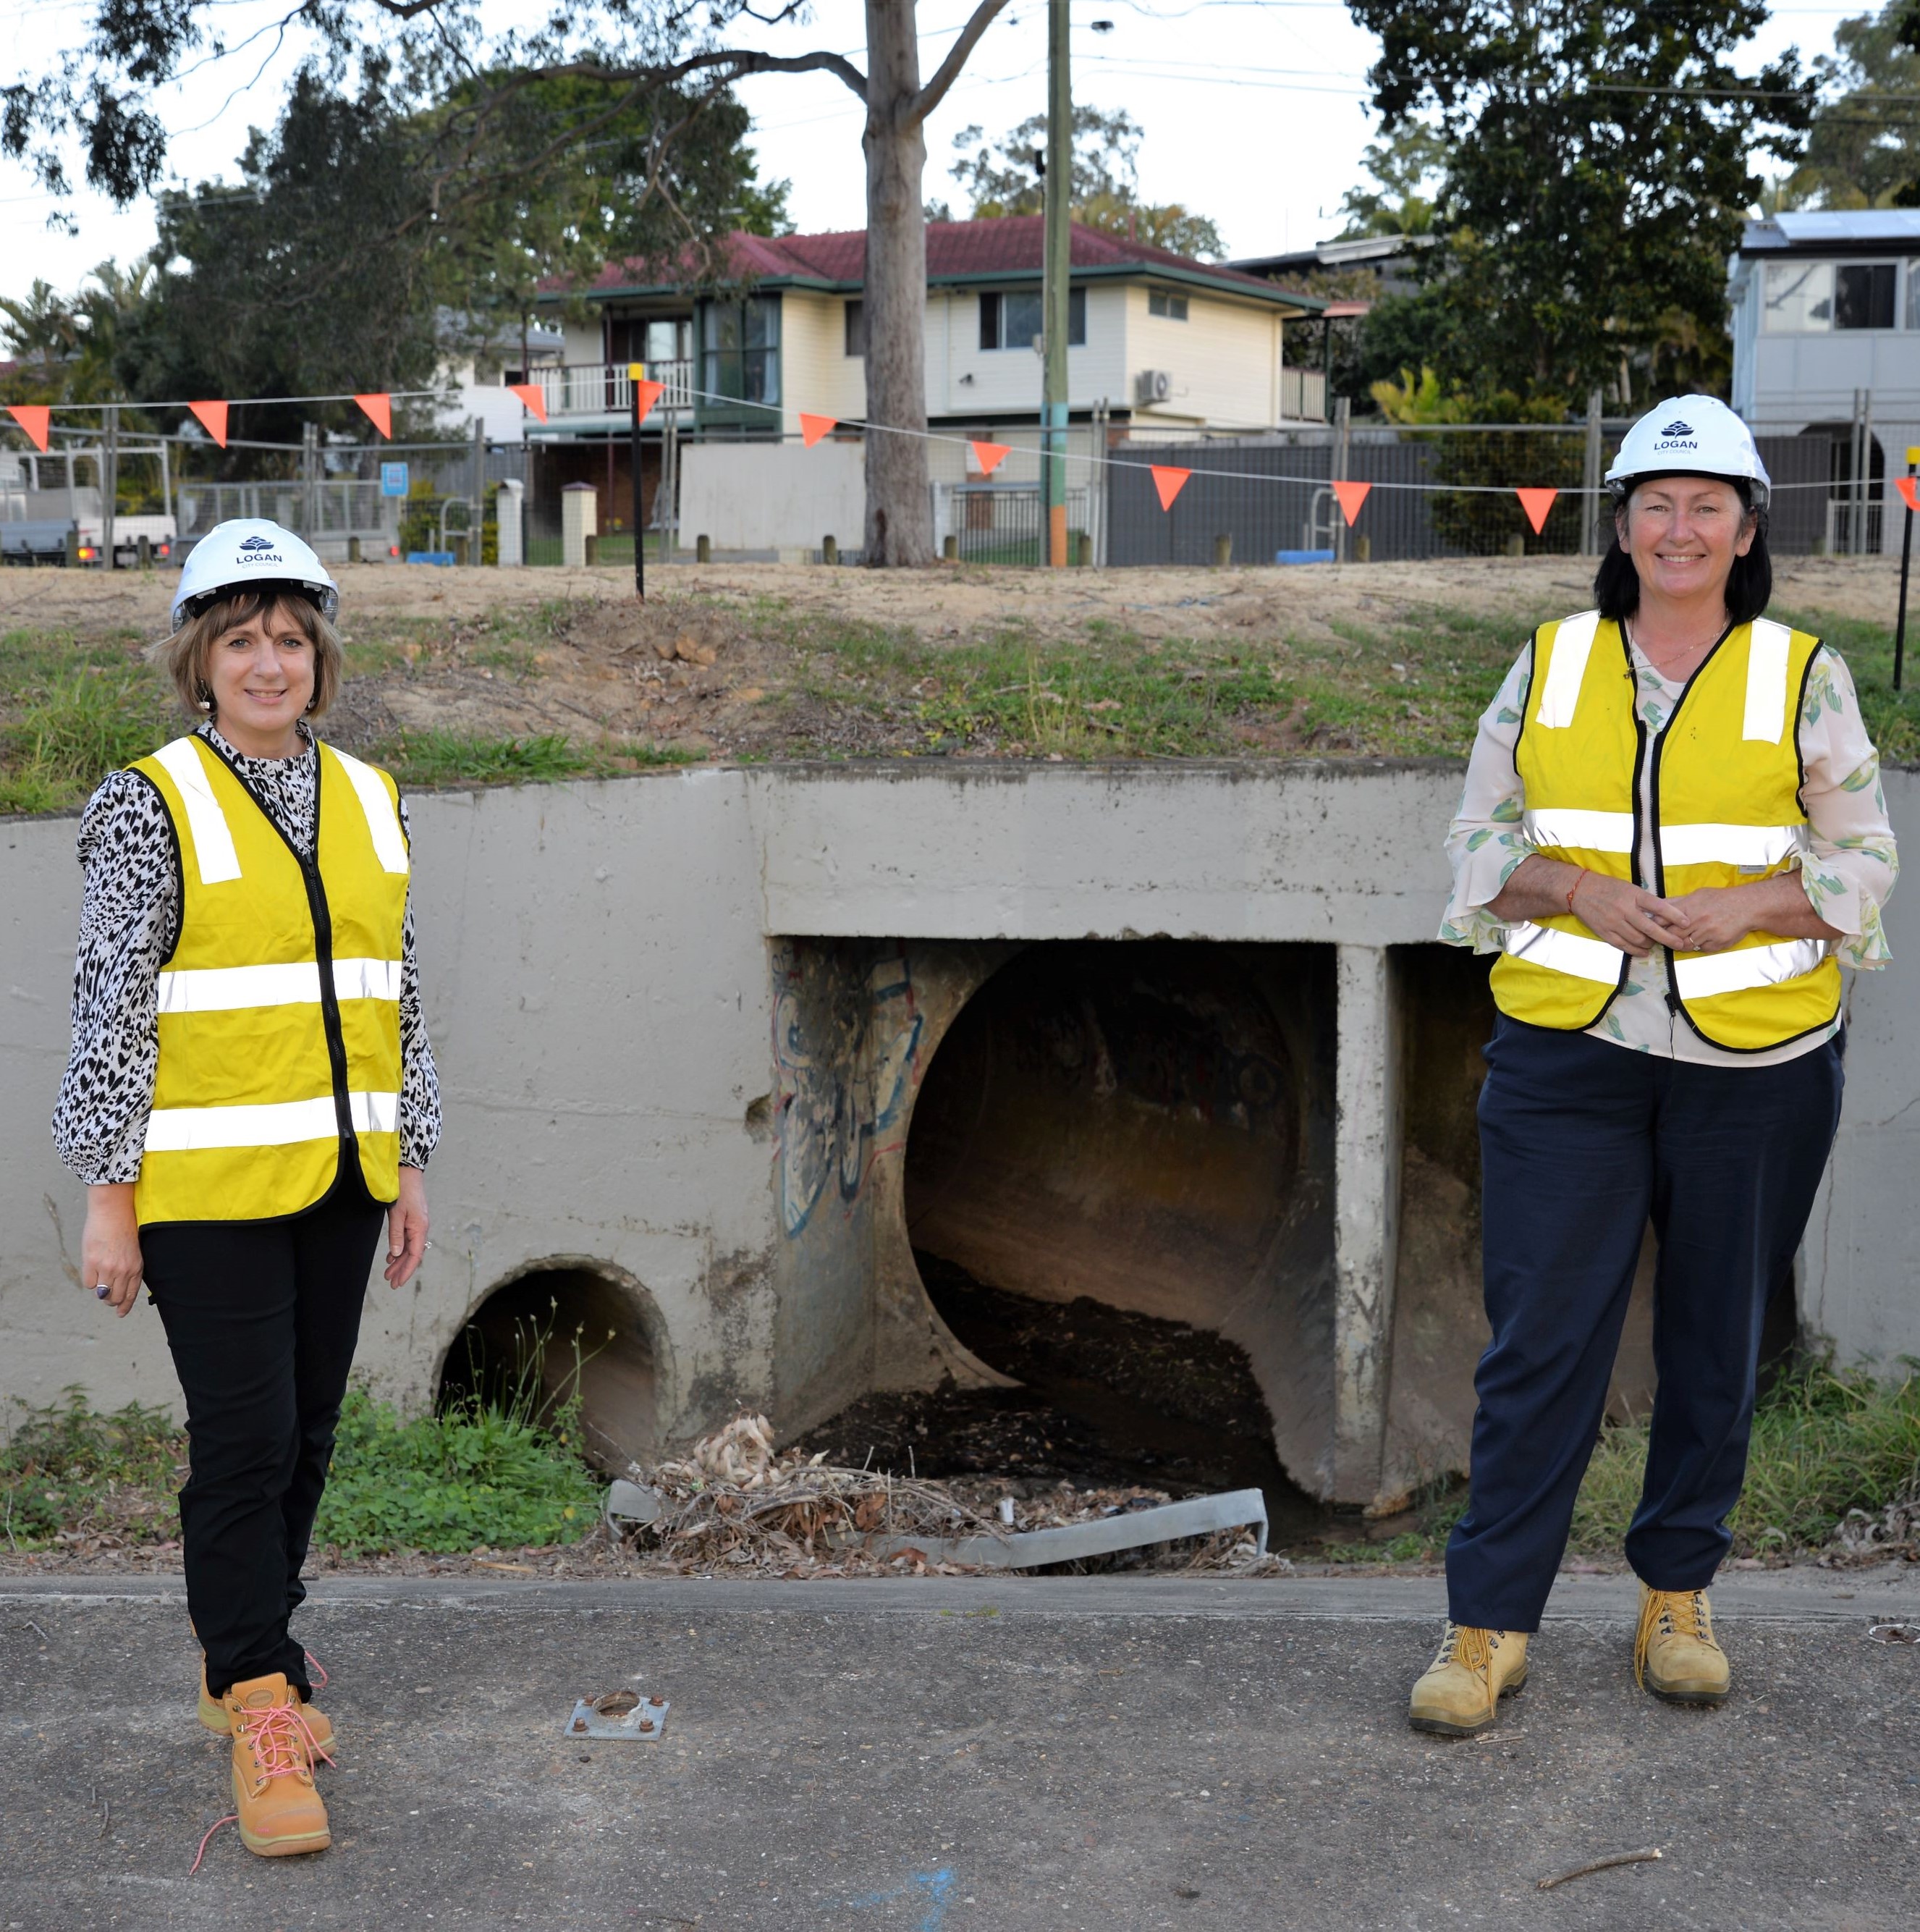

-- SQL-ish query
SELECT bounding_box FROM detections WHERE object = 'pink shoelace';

[188,1697,332,1875]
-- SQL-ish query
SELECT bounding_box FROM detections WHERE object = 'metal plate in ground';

[565,1693,670,1740]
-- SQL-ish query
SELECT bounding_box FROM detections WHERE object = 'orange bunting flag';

[1515,487,1558,535]
[355,393,393,439]
[5,403,50,452]
[1150,465,1191,511]
[1898,476,1920,515]
[970,440,1011,476]
[507,382,549,423]
[633,379,666,423]
[188,400,229,447]
[799,413,837,448]
[1332,479,1371,526]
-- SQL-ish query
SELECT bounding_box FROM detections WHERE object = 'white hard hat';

[171,519,339,630]
[1605,395,1771,509]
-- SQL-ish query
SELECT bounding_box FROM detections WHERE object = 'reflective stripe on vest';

[129,735,407,1225]
[145,1090,399,1153]
[1489,613,1840,1050]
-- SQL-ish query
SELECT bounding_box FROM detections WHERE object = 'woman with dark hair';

[52,520,440,1856]
[1411,397,1897,1735]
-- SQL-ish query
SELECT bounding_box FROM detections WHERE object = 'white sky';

[0,0,1874,298]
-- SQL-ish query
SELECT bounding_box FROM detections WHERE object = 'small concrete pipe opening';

[436,1264,659,1473]
[897,940,1335,1533]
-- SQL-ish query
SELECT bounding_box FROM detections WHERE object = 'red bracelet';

[1566,867,1589,915]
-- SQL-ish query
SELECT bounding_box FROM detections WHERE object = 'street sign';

[380,462,410,498]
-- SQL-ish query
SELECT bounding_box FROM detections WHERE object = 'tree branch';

[908,0,1011,130]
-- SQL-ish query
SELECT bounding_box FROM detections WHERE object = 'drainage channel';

[798,1253,1348,1556]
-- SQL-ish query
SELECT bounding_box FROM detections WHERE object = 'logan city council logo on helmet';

[1654,419,1697,452]
[236,535,284,563]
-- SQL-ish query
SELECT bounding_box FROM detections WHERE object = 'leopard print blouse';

[51,722,441,1185]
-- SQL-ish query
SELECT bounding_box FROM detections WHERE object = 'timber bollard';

[452,532,470,567]
[64,526,80,568]
[348,535,362,563]
[1505,534,1526,560]
[136,535,151,570]
[1076,531,1094,567]
[696,533,711,563]
[1213,533,1232,568]
[942,534,959,561]
[583,533,599,567]
[822,534,838,565]
[1355,535,1371,563]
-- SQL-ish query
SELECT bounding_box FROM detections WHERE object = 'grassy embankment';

[4,596,1910,813]
[7,1361,1916,1566]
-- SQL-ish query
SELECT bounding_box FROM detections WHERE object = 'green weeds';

[376,730,696,788]
[0,1388,185,1549]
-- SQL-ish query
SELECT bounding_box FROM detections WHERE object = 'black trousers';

[143,1171,386,1699]
[1446,1016,1844,1633]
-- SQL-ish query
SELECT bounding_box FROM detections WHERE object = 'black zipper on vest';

[203,738,357,1157]
[1644,621,1736,1032]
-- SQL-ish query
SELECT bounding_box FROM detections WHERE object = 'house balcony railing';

[526,359,696,421]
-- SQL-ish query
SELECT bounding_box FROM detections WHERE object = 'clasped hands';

[1490,856,1830,961]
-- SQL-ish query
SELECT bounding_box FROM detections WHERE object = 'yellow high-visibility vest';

[1490,610,1840,1052]
[129,734,409,1226]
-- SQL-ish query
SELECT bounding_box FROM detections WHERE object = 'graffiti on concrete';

[773,944,924,1236]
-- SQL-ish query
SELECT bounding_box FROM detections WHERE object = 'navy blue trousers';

[1446,1016,1843,1632]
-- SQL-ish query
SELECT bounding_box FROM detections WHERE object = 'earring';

[195,685,213,714]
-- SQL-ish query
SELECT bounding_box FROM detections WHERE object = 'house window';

[1835,263,1896,331]
[1762,261,1831,333]
[979,288,1086,350]
[701,295,780,406]
[1148,289,1190,321]
[844,300,866,357]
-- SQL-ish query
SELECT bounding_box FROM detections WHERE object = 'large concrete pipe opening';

[899,941,1335,1528]
[436,1264,659,1473]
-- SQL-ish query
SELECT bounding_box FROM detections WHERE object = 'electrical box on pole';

[1042,0,1071,568]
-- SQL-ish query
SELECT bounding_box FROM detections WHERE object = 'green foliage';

[1572,1364,1920,1555]
[377,729,695,789]
[0,1388,185,1548]
[1773,607,1920,767]
[1346,0,1811,403]
[1336,122,1448,240]
[0,643,174,816]
[948,106,1227,259]
[1772,4,1920,211]
[313,1388,602,1558]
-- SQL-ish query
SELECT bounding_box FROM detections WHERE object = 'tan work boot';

[1408,1622,1530,1737]
[1634,1585,1730,1705]
[200,1662,334,1750]
[224,1673,331,1857]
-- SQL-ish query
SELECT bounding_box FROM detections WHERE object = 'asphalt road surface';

[2,1568,1916,1931]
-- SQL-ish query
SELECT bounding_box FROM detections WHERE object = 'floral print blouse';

[52,721,441,1184]
[1442,632,1898,1066]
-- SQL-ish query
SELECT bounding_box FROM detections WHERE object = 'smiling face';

[1616,476,1756,615]
[202,599,318,758]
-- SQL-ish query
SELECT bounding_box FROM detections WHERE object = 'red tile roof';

[570,219,1314,303]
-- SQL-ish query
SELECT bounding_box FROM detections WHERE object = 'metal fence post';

[1581,389,1604,557]
[1332,396,1351,565]
[102,405,118,568]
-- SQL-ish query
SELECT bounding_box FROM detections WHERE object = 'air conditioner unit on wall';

[1134,369,1173,405]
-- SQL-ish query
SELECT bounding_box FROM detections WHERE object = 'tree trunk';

[860,0,935,566]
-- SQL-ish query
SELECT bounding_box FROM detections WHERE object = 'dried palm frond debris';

[612,1412,1287,1577]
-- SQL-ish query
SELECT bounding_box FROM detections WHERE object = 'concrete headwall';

[4,762,1913,1503]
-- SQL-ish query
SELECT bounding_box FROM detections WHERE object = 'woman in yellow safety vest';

[53,520,439,1859]
[1411,397,1897,1737]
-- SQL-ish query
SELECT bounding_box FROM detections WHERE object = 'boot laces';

[235,1697,332,1787]
[1433,1621,1500,1685]
[1634,1588,1716,1687]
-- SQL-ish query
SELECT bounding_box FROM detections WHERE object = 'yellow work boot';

[1634,1585,1730,1705]
[1408,1622,1530,1737]
[200,1661,334,1750]
[224,1673,332,1858]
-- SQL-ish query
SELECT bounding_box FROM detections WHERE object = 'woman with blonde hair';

[53,519,440,1857]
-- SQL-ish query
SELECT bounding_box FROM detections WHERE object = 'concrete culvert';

[901,940,1336,1522]
[437,1264,658,1473]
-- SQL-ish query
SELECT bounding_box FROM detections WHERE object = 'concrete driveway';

[2,1567,1916,1931]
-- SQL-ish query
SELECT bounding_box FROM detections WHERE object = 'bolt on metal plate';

[564,1691,670,1740]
